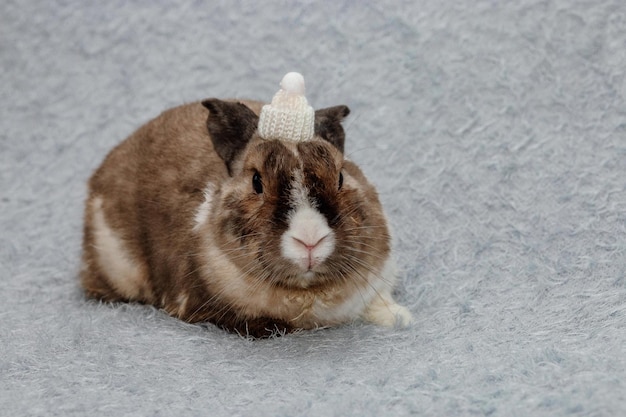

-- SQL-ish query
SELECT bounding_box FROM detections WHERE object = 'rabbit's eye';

[338,171,344,191]
[252,172,263,194]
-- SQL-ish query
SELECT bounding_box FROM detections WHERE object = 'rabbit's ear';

[202,99,259,174]
[314,105,350,153]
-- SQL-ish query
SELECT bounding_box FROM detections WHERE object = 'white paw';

[363,299,414,328]
[389,303,414,327]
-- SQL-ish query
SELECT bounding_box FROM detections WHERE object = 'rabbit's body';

[81,92,412,337]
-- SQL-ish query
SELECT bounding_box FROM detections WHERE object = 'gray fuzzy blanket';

[2,1,625,415]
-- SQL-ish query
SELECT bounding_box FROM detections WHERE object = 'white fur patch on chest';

[311,256,396,324]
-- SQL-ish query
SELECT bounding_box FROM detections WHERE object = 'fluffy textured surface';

[2,1,625,415]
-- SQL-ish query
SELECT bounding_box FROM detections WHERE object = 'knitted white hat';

[258,72,315,142]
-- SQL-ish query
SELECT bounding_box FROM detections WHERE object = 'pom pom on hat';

[258,72,315,142]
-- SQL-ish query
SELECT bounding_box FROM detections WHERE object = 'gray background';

[2,1,625,416]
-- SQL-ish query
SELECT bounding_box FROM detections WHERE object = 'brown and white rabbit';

[80,72,412,337]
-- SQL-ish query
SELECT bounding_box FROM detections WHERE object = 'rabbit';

[80,73,412,338]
